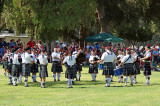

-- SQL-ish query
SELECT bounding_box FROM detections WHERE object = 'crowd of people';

[1,38,160,88]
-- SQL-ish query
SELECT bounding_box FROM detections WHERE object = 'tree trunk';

[97,1,111,33]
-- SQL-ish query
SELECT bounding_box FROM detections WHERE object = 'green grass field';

[0,64,160,106]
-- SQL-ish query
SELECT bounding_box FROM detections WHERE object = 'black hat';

[12,47,20,53]
[24,47,31,51]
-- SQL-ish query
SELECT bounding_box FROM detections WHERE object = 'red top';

[27,41,36,48]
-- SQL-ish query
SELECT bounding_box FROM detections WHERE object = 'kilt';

[51,61,63,72]
[76,64,82,72]
[30,63,39,73]
[3,60,8,69]
[12,64,19,77]
[122,63,134,76]
[143,62,151,75]
[133,62,141,75]
[89,64,98,74]
[39,65,48,78]
[22,64,31,76]
[65,65,77,79]
[102,62,114,75]
[7,63,12,73]
[17,64,22,73]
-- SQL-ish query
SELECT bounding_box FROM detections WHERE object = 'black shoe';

[118,81,121,83]
[25,85,29,87]
[70,86,73,88]
[111,80,113,82]
[76,79,78,81]
[13,84,18,86]
[79,78,80,81]
[130,84,133,86]
[108,85,110,87]
[54,79,56,82]
[33,81,37,82]
[58,79,60,81]
[91,80,94,81]
[9,83,13,85]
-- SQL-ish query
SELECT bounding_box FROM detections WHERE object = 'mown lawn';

[0,63,160,106]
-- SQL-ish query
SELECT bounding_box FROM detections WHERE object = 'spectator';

[9,39,16,48]
[0,39,7,58]
[16,39,23,48]
[95,42,100,53]
[152,48,159,63]
[27,37,36,48]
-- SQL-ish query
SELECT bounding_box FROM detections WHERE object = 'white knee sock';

[24,78,28,85]
[92,74,94,80]
[58,74,60,80]
[19,75,22,82]
[70,79,73,87]
[9,75,12,83]
[94,74,96,81]
[105,78,108,85]
[79,74,81,79]
[130,76,133,84]
[108,78,111,86]
[67,79,70,86]
[75,74,77,79]
[53,74,56,80]
[124,77,128,85]
[119,76,121,81]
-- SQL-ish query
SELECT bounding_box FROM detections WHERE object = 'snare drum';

[99,64,104,70]
[114,68,123,76]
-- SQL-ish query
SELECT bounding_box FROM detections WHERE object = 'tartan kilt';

[22,64,31,76]
[7,63,12,73]
[102,62,114,75]
[51,61,63,72]
[65,65,77,79]
[143,62,151,75]
[12,64,19,77]
[89,64,98,74]
[39,65,48,78]
[3,60,8,69]
[122,63,134,76]
[17,64,22,73]
[133,62,141,75]
[76,64,82,72]
[30,63,39,73]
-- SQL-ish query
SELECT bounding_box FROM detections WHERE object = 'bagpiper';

[37,49,48,88]
[22,47,33,87]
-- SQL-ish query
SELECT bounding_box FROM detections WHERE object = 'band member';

[73,47,83,81]
[51,48,63,81]
[22,48,33,87]
[116,50,124,83]
[38,49,48,88]
[119,49,134,86]
[30,49,39,82]
[3,49,10,77]
[12,48,20,86]
[89,50,99,81]
[8,49,14,85]
[98,47,116,87]
[63,51,79,88]
[132,50,140,84]
[140,45,152,85]
[17,49,23,83]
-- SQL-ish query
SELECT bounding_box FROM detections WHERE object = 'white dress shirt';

[121,55,134,63]
[63,55,76,66]
[12,54,20,65]
[38,54,48,65]
[22,52,33,64]
[51,52,60,61]
[101,51,116,62]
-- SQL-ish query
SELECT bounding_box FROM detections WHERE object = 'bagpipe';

[76,52,86,64]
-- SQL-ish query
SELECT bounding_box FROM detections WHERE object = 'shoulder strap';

[123,55,131,64]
